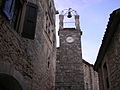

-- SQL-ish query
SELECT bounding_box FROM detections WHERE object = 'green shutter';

[22,2,38,39]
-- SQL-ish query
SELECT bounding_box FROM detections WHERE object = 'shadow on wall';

[0,73,23,90]
[0,63,25,90]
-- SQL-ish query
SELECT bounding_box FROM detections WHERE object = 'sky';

[54,0,120,64]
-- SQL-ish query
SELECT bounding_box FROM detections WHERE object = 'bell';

[67,11,72,18]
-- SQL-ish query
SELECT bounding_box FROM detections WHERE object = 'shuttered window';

[22,2,38,40]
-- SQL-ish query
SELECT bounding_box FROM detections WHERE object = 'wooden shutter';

[22,2,38,39]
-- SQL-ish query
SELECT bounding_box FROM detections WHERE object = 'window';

[1,0,22,32]
[48,61,50,68]
[12,0,22,31]
[2,0,38,39]
[47,56,50,69]
[103,63,110,89]
[21,2,38,39]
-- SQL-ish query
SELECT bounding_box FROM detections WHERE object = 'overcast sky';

[54,0,120,64]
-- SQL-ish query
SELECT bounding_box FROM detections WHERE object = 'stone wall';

[98,23,120,90]
[83,60,99,90]
[55,28,84,90]
[94,9,120,90]
[0,0,56,90]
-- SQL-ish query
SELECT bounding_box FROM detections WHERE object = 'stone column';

[59,15,64,30]
[75,15,80,30]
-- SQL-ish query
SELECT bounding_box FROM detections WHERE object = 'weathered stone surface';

[0,0,56,90]
[83,60,99,90]
[94,9,120,90]
[55,27,85,90]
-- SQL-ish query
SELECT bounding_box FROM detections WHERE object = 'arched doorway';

[0,73,23,90]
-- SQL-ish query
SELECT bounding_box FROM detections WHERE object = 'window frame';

[2,0,24,31]
[12,0,23,31]
[2,0,38,39]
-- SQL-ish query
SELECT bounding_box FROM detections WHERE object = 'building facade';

[83,60,99,90]
[94,8,120,90]
[0,0,56,90]
[55,13,85,90]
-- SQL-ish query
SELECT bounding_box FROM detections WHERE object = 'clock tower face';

[59,28,82,54]
[59,28,82,46]
[66,36,74,43]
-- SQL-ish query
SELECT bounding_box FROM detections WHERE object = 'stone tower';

[55,9,85,90]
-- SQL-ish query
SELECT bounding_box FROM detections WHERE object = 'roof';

[94,8,120,71]
[83,59,94,67]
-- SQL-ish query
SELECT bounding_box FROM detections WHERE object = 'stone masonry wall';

[97,10,120,90]
[55,28,85,90]
[83,60,99,90]
[0,0,56,90]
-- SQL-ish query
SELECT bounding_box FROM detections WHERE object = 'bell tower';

[55,8,85,90]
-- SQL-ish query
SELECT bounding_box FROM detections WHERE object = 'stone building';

[94,8,120,90]
[83,60,99,90]
[55,9,100,90]
[0,0,56,90]
[55,10,85,90]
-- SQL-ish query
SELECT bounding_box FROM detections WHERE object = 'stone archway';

[0,73,23,90]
